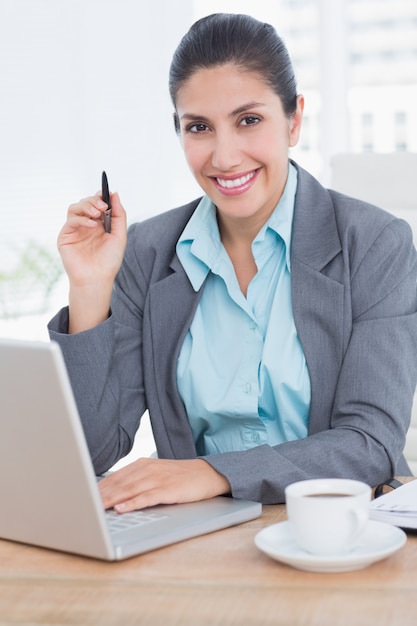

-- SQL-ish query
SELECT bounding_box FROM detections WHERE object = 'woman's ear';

[173,111,180,134]
[289,94,304,148]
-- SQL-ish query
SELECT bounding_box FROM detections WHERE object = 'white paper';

[370,480,417,528]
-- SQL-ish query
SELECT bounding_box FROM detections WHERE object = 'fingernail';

[114,503,126,513]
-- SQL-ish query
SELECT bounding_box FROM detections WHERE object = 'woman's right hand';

[58,191,127,334]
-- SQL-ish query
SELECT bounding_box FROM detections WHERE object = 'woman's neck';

[217,215,261,297]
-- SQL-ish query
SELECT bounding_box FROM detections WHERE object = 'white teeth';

[217,171,255,188]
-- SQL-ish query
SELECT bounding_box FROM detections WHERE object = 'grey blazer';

[49,163,417,503]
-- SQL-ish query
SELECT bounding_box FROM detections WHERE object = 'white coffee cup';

[285,478,371,556]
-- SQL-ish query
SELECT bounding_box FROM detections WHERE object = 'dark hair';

[169,13,298,132]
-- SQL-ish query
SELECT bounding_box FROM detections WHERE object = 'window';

[394,111,408,151]
[361,113,374,152]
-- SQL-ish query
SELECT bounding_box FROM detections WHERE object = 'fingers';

[98,458,231,513]
[99,459,178,512]
[109,191,128,237]
[61,195,106,234]
[74,194,107,219]
[59,192,127,246]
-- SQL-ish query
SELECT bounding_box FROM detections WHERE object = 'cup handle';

[348,508,368,544]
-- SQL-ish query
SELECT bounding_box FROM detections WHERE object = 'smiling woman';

[48,13,417,513]
[174,69,295,295]
[174,64,303,244]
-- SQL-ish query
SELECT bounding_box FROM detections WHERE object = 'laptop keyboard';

[105,509,169,534]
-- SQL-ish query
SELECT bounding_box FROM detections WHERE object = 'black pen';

[101,170,112,233]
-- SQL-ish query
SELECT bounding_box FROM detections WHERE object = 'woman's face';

[175,63,304,229]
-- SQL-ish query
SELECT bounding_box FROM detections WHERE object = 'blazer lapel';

[291,166,345,435]
[144,255,201,457]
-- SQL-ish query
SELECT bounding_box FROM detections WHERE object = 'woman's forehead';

[176,63,275,108]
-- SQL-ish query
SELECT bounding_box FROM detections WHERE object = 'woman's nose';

[211,133,242,171]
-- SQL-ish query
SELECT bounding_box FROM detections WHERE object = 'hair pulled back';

[169,13,298,129]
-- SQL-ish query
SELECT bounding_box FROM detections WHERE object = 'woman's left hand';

[98,458,231,512]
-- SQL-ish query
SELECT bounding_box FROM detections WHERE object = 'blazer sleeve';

[47,202,199,474]
[48,236,149,474]
[203,217,417,503]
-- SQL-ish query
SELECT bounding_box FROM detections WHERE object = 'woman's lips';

[211,169,259,196]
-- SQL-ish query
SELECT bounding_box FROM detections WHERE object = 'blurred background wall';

[1,0,416,338]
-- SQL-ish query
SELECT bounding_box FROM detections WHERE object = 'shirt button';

[243,383,251,393]
[251,432,260,443]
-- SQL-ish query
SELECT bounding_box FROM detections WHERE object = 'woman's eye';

[188,123,209,133]
[240,116,261,126]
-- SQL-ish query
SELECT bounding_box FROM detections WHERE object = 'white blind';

[0,0,198,335]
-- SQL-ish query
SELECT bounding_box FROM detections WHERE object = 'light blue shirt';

[176,164,311,455]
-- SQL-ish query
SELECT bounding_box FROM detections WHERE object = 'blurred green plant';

[0,241,63,319]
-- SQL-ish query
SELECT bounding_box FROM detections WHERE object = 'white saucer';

[254,520,406,573]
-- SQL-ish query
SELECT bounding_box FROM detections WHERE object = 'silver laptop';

[0,338,261,560]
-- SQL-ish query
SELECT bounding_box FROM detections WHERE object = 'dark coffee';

[306,493,351,498]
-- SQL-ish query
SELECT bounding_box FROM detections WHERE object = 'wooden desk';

[0,504,416,626]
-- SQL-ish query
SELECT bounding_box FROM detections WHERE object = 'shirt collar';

[252,163,297,269]
[176,162,298,291]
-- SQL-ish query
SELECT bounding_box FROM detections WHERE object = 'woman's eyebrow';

[180,102,266,124]
[180,113,211,123]
[229,101,265,117]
